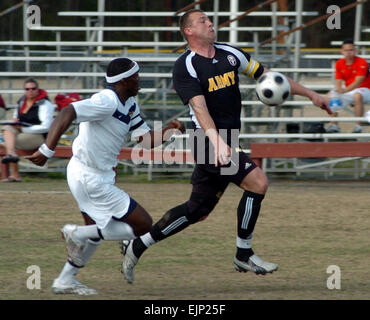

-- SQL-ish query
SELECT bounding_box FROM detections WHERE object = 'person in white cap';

[26,57,184,295]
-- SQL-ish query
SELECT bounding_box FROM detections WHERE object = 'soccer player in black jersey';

[121,9,332,281]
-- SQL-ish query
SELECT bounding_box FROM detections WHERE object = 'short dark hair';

[342,39,354,46]
[106,58,134,78]
[24,78,38,88]
[179,9,204,39]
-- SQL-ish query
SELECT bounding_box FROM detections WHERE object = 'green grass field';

[0,177,369,300]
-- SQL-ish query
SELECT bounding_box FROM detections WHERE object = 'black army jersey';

[173,42,264,130]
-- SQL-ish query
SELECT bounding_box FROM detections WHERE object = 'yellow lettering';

[215,76,225,89]
[208,78,218,92]
[208,71,236,92]
[220,73,231,87]
[228,71,235,85]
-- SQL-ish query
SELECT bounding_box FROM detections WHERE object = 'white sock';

[81,239,101,266]
[140,232,156,248]
[236,234,253,249]
[74,225,100,243]
[100,218,135,241]
[56,239,101,284]
[57,262,79,284]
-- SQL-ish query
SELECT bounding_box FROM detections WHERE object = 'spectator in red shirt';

[326,39,370,133]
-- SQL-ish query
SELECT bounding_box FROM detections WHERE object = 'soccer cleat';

[51,278,97,295]
[120,240,138,284]
[234,254,278,275]
[61,224,85,267]
[326,124,340,133]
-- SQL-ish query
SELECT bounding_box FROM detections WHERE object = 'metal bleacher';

[0,0,369,180]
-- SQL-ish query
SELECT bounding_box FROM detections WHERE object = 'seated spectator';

[1,78,54,182]
[326,39,370,133]
[0,94,6,120]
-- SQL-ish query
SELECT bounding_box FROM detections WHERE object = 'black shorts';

[191,147,257,187]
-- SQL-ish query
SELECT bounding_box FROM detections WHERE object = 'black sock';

[132,203,189,259]
[236,190,264,260]
[132,237,147,259]
[236,248,254,260]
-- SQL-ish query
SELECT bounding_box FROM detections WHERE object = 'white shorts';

[338,87,370,108]
[67,156,134,228]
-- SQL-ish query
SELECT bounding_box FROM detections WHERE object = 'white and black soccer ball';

[255,71,291,106]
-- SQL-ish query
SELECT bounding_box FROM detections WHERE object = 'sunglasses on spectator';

[25,87,37,91]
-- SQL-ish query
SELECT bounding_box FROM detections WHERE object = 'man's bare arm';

[25,105,76,166]
[189,95,231,166]
[137,120,185,149]
[343,75,365,93]
[260,69,332,114]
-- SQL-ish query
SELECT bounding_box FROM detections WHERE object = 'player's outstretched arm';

[137,120,185,149]
[161,119,185,144]
[261,68,332,115]
[289,80,332,115]
[25,105,77,166]
[341,75,365,93]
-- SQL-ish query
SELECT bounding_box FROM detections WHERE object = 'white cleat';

[234,254,278,275]
[120,240,138,284]
[61,224,85,267]
[51,278,97,295]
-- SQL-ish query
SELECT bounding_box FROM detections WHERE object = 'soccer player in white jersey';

[26,58,184,295]
[120,9,332,283]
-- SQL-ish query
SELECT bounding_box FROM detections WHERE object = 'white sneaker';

[61,224,85,267]
[51,278,97,295]
[121,240,138,284]
[234,254,278,275]
[326,124,341,133]
[352,125,362,133]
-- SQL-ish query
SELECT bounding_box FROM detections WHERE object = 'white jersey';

[71,88,150,171]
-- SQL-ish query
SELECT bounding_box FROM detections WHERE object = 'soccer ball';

[255,71,291,106]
